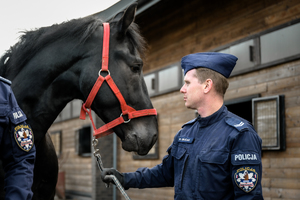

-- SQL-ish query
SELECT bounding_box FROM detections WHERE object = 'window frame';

[224,94,286,151]
[144,19,300,98]
[75,125,92,157]
[252,95,286,151]
[213,18,300,77]
[144,62,183,97]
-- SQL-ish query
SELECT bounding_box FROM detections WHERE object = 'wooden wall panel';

[116,0,300,199]
[262,188,300,199]
[48,118,93,196]
[136,0,300,73]
[45,0,300,199]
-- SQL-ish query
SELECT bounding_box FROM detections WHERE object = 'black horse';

[0,3,158,200]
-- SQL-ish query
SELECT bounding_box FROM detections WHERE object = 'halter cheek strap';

[80,23,157,139]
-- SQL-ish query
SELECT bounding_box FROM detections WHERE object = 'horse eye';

[130,64,142,73]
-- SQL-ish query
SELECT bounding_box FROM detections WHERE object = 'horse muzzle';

[119,116,158,155]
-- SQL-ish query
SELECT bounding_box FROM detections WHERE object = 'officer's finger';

[103,175,115,185]
[101,169,111,179]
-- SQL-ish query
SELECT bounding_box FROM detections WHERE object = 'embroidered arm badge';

[14,124,34,152]
[234,167,258,193]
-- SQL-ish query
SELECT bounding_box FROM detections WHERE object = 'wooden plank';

[287,127,300,138]
[47,117,94,196]
[142,0,300,72]
[262,178,271,187]
[265,3,300,25]
[286,138,300,148]
[262,187,300,199]
[158,114,172,125]
[225,82,267,101]
[192,2,300,50]
[65,176,92,186]
[171,110,195,124]
[228,60,300,90]
[284,91,300,108]
[263,168,300,179]
[262,158,271,168]
[263,147,300,158]
[286,106,300,128]
[269,158,300,168]
[267,75,300,94]
[285,127,300,148]
[152,92,183,110]
[145,37,197,72]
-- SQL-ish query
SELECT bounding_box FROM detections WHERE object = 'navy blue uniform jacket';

[0,77,36,200]
[124,105,263,200]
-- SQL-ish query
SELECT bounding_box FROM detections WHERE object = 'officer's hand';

[101,168,124,186]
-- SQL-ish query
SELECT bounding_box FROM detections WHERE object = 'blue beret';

[181,52,238,78]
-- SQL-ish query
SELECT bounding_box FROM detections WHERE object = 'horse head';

[0,3,158,199]
[78,4,158,155]
[0,4,158,155]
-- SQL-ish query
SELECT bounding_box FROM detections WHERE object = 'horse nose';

[135,125,158,155]
[151,132,158,147]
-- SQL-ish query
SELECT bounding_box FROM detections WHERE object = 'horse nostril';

[152,133,158,146]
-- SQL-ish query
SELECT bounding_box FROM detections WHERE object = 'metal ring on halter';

[120,113,131,123]
[98,69,110,76]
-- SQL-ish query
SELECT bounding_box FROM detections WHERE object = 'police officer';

[0,76,35,200]
[101,52,264,200]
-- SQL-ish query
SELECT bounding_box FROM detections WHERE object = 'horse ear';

[111,11,124,22]
[116,3,137,35]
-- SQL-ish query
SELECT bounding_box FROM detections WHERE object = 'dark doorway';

[225,95,259,124]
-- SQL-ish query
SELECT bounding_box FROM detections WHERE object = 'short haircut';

[194,68,229,98]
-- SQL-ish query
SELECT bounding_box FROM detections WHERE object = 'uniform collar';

[196,105,228,127]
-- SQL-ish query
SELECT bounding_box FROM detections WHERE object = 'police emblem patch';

[14,124,34,152]
[234,167,258,192]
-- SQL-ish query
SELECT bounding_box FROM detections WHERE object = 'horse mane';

[125,22,147,59]
[0,16,146,78]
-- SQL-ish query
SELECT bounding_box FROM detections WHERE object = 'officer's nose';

[180,84,186,93]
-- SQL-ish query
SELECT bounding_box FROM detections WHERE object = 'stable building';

[48,0,300,199]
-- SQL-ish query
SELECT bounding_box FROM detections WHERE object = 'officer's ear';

[203,79,213,93]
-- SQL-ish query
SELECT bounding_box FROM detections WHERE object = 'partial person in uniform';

[101,52,263,200]
[0,76,35,200]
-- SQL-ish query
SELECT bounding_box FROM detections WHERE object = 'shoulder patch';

[225,117,248,132]
[0,76,11,85]
[14,124,34,152]
[234,167,258,192]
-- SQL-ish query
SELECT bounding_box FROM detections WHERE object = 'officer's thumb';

[101,168,124,186]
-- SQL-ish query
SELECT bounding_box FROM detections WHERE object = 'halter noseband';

[80,23,157,138]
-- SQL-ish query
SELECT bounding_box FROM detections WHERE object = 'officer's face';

[180,69,205,110]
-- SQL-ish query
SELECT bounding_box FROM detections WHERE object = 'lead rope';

[92,138,132,200]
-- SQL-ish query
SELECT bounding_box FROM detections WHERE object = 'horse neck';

[10,44,84,136]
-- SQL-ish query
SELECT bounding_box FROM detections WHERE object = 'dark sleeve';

[123,146,174,189]
[230,129,263,200]
[1,87,36,200]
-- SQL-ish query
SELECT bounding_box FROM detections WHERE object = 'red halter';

[80,23,157,138]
